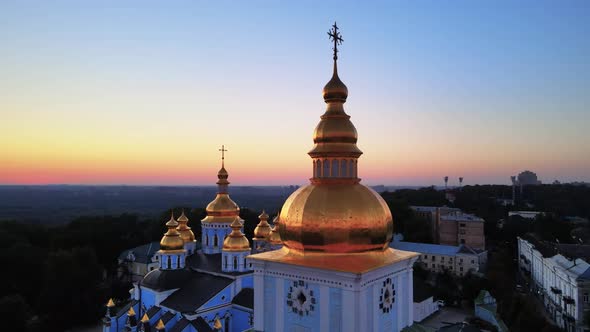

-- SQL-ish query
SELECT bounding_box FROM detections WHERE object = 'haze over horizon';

[1,1,589,186]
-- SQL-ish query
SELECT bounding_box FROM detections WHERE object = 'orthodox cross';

[327,22,343,61]
[219,145,227,167]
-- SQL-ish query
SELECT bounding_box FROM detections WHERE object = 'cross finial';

[219,145,228,167]
[327,21,343,61]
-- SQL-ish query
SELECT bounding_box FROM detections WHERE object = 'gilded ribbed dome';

[279,184,392,253]
[268,214,282,245]
[160,213,185,251]
[176,210,195,242]
[201,165,241,223]
[223,217,250,252]
[279,25,393,255]
[253,210,272,240]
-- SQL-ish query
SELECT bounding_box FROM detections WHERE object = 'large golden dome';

[201,165,240,223]
[279,183,392,253]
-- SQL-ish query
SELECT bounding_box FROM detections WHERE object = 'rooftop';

[118,242,160,264]
[391,241,461,256]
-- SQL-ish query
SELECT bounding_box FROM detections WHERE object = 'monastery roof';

[118,242,160,264]
[192,316,214,332]
[141,268,193,292]
[232,288,254,309]
[186,251,252,276]
[159,272,233,313]
[391,241,461,256]
[145,305,161,319]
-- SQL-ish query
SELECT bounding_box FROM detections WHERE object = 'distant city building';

[508,210,544,220]
[411,206,486,250]
[391,234,487,277]
[518,235,590,331]
[517,170,542,185]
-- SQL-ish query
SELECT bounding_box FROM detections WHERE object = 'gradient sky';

[1,1,589,186]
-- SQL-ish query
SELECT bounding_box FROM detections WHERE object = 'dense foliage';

[0,207,265,332]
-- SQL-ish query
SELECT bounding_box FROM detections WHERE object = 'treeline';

[0,207,268,332]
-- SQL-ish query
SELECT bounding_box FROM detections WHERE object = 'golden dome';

[127,307,135,316]
[202,165,241,224]
[106,298,115,308]
[140,313,149,323]
[279,24,393,255]
[253,210,272,240]
[160,213,185,251]
[155,319,165,331]
[214,317,222,330]
[279,183,392,253]
[268,214,282,245]
[222,217,250,252]
[176,210,195,242]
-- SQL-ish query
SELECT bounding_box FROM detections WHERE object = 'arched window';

[331,159,339,177]
[167,256,171,269]
[312,160,316,178]
[316,160,322,178]
[349,159,354,178]
[341,159,348,177]
[177,255,180,268]
[214,235,218,247]
[205,234,209,246]
[233,256,238,270]
[354,160,358,177]
[323,159,330,178]
[224,256,228,269]
[225,317,230,332]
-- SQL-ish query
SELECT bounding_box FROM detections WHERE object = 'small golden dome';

[140,313,149,323]
[106,298,115,308]
[279,183,392,253]
[223,217,250,252]
[269,215,282,245]
[160,213,185,251]
[176,210,195,242]
[127,307,135,316]
[155,319,165,330]
[323,62,348,103]
[214,317,222,330]
[202,165,241,224]
[253,210,272,240]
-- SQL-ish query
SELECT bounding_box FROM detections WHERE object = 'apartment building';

[518,235,590,332]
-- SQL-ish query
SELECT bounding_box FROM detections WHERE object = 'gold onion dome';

[159,212,185,251]
[155,319,165,330]
[279,23,393,254]
[202,151,241,223]
[176,209,195,242]
[127,307,135,316]
[106,298,115,308]
[268,214,282,244]
[253,210,272,240]
[140,314,149,323]
[222,217,250,252]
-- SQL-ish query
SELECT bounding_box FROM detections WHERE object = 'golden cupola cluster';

[159,212,185,251]
[253,210,272,240]
[176,210,195,242]
[223,217,250,252]
[278,23,393,255]
[201,147,241,224]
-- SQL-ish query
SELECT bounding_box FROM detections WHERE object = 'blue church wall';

[263,276,276,329]
[140,289,156,309]
[232,307,253,332]
[199,284,233,311]
[366,284,374,331]
[283,280,320,331]
[400,272,408,327]
[329,287,342,331]
[240,274,253,289]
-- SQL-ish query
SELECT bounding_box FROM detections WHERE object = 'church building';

[102,23,418,332]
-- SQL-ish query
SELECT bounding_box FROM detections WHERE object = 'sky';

[1,1,589,186]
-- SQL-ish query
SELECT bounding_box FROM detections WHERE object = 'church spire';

[310,23,361,182]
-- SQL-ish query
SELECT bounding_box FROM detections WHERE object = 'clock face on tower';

[286,280,316,316]
[379,277,395,314]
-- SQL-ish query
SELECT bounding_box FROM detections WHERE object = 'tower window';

[214,235,218,247]
[349,159,354,178]
[323,159,330,177]
[340,159,348,177]
[331,159,339,177]
[316,160,322,177]
[233,256,237,270]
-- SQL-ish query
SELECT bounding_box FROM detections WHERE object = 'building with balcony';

[518,235,590,332]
